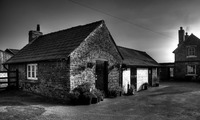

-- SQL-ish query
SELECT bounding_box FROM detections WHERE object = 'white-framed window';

[27,64,38,80]
[187,46,196,57]
[187,65,196,75]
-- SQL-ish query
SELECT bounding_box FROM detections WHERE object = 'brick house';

[173,27,200,80]
[5,20,123,100]
[0,49,19,71]
[118,46,159,92]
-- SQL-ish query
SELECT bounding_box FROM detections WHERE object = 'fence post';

[16,69,19,89]
[7,70,10,87]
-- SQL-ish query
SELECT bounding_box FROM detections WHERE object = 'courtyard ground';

[1,81,200,120]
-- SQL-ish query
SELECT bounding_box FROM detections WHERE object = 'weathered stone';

[70,23,122,90]
[9,60,70,100]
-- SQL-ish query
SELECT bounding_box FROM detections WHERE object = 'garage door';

[137,68,148,91]
[122,68,131,94]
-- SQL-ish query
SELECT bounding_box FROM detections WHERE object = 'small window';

[187,46,196,57]
[187,65,196,75]
[27,64,38,80]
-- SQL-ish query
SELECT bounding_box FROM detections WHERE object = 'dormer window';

[187,46,196,58]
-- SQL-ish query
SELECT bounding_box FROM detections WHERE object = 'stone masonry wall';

[9,60,70,101]
[70,23,122,91]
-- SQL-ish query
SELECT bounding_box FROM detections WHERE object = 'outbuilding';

[5,20,123,100]
[118,46,159,92]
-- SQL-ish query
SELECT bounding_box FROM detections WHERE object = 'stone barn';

[118,46,159,92]
[5,20,123,100]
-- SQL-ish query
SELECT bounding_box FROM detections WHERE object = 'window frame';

[186,64,196,75]
[27,64,38,80]
[187,46,196,58]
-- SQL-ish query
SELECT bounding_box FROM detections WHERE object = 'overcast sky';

[1,0,200,62]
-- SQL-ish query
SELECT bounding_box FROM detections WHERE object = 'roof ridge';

[39,20,104,39]
[189,34,200,39]
[118,46,146,53]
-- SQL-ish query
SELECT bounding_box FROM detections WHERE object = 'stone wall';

[70,23,122,90]
[9,60,70,100]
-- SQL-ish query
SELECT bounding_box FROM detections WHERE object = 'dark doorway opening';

[148,68,152,86]
[96,60,108,95]
[131,67,137,88]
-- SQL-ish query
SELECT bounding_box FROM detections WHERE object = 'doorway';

[95,60,108,94]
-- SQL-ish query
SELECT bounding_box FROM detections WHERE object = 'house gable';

[69,22,123,90]
[5,49,19,55]
[174,34,200,62]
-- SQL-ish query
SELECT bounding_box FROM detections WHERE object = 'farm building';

[4,20,123,100]
[118,46,159,92]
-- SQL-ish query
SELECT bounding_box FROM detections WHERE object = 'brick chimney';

[29,24,43,43]
[178,27,185,45]
[185,32,189,40]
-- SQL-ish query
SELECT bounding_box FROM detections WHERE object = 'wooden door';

[96,60,108,94]
[122,68,131,94]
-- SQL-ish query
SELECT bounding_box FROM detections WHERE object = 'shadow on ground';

[0,89,66,107]
[1,82,200,120]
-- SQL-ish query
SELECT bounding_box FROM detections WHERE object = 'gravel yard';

[1,81,200,120]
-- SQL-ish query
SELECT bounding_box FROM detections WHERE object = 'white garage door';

[122,68,131,94]
[137,68,148,91]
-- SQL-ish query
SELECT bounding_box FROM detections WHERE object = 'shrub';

[80,92,93,105]
[73,82,92,94]
[68,91,80,105]
[91,89,104,102]
[91,93,98,104]
[108,86,123,98]
[69,82,93,105]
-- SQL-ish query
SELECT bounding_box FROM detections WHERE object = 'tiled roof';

[6,20,103,64]
[173,34,200,53]
[5,49,19,55]
[118,46,159,67]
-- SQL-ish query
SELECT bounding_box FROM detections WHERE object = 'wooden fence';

[0,70,19,89]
